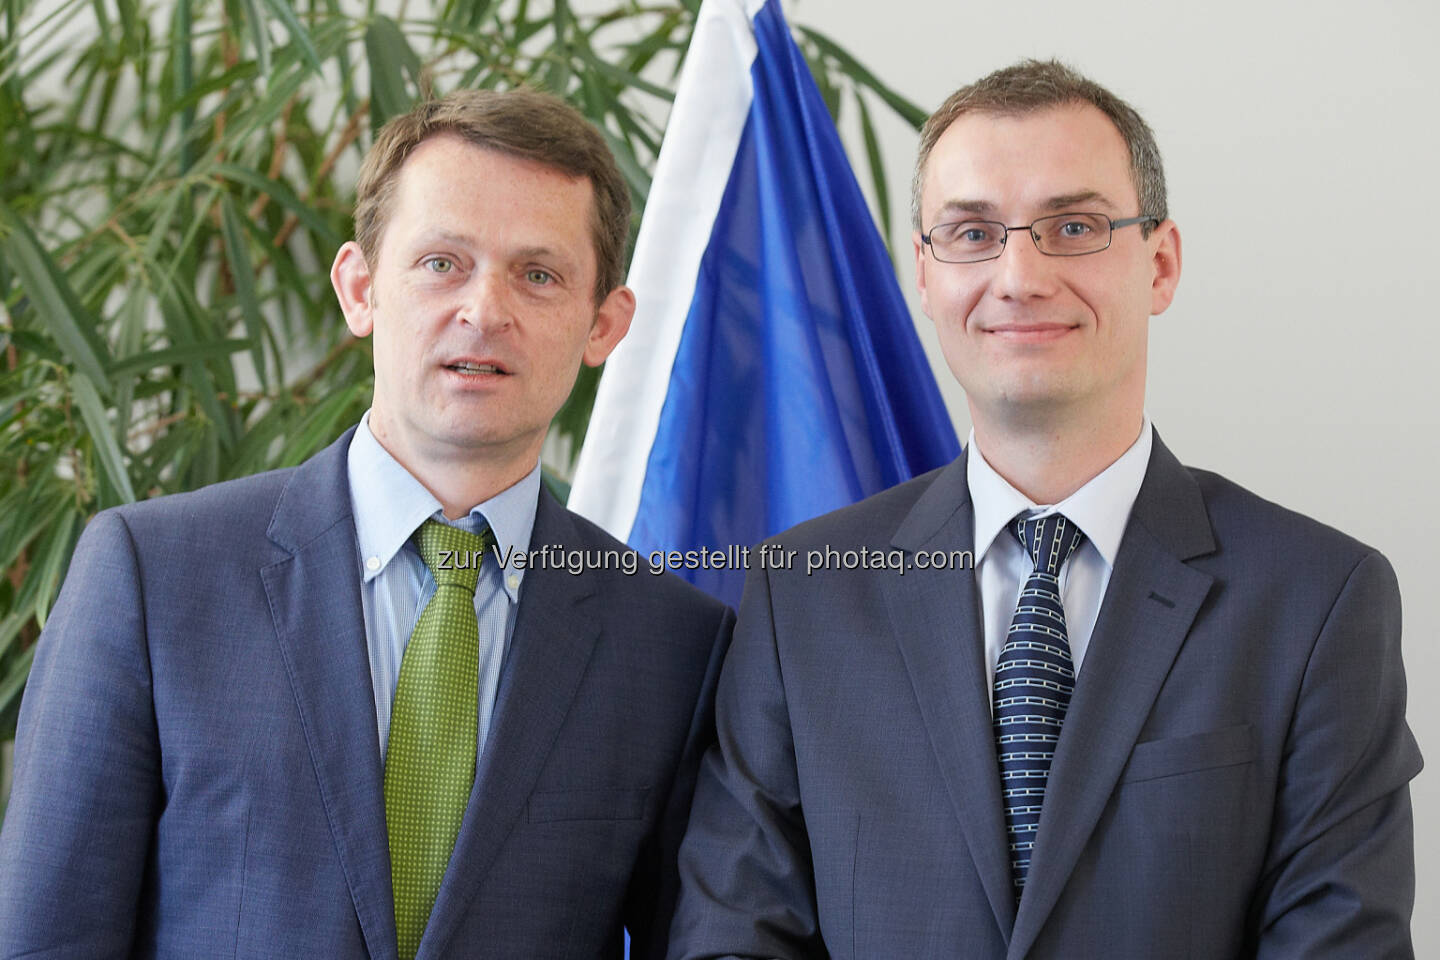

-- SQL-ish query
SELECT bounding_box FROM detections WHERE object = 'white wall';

[793,0,1440,940]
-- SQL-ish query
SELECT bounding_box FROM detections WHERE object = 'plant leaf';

[854,90,893,247]
[0,484,68,575]
[365,14,420,136]
[574,45,673,102]
[71,371,137,505]
[240,0,272,78]
[275,381,365,467]
[219,193,269,389]
[802,40,841,122]
[258,0,323,74]
[797,26,928,129]
[107,338,254,378]
[0,645,36,742]
[445,0,497,31]
[26,509,79,629]
[592,123,650,205]
[213,162,341,248]
[171,0,195,174]
[0,199,112,392]
[115,0,139,54]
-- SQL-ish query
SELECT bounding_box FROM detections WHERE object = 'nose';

[458,267,514,332]
[989,226,1059,302]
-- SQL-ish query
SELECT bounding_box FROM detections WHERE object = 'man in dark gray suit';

[0,89,731,959]
[669,60,1421,958]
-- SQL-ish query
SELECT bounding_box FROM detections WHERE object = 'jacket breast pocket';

[1119,723,1257,784]
[526,787,650,823]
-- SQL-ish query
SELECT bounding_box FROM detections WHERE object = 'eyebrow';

[511,244,569,263]
[413,229,476,249]
[934,199,998,220]
[932,190,1120,223]
[1040,190,1115,211]
[412,232,574,266]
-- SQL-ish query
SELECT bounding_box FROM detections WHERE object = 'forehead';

[922,103,1137,219]
[382,134,596,260]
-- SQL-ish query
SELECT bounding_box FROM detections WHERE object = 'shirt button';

[507,574,520,591]
[366,556,380,572]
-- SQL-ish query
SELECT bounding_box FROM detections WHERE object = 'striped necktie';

[993,513,1086,896]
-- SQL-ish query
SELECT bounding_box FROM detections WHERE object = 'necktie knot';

[1012,514,1087,577]
[414,519,494,594]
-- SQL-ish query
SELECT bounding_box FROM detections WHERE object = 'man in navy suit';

[0,88,731,959]
[668,60,1422,958]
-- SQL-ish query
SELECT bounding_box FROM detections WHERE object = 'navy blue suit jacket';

[0,428,733,959]
[670,434,1421,959]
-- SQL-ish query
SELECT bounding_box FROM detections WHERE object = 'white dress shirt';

[967,417,1153,708]
[346,411,539,759]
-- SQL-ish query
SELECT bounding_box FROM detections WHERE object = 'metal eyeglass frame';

[921,213,1160,263]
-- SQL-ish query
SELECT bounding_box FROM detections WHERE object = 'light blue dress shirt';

[346,411,539,759]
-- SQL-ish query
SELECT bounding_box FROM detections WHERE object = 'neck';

[970,400,1144,505]
[423,459,536,521]
[369,420,539,520]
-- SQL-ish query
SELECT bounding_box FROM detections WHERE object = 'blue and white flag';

[568,0,959,606]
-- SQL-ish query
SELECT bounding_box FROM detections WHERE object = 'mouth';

[982,323,1077,342]
[443,358,510,376]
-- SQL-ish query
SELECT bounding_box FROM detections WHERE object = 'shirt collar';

[966,415,1153,570]
[347,410,541,602]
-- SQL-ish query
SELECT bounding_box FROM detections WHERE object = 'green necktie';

[385,518,494,960]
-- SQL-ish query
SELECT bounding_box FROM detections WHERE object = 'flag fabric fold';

[568,0,959,606]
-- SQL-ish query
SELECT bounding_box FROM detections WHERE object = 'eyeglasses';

[921,212,1159,263]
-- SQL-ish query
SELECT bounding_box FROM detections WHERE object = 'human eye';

[422,256,456,274]
[525,268,555,286]
[929,220,1001,261]
[1040,213,1109,251]
[935,221,996,246]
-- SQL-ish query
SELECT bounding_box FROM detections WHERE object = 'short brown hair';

[912,59,1166,236]
[354,88,632,304]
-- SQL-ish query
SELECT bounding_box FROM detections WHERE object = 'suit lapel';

[1008,435,1216,959]
[420,492,603,960]
[885,452,1017,943]
[261,428,399,960]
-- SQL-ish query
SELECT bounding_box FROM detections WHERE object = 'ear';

[582,284,636,366]
[1148,219,1182,316]
[331,241,376,337]
[914,230,933,318]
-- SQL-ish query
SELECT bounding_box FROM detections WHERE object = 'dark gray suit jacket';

[669,435,1421,959]
[0,427,733,959]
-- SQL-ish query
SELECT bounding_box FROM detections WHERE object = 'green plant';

[0,0,924,815]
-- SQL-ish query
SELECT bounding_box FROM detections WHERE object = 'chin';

[987,380,1082,415]
[431,426,512,450]
[444,418,550,454]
